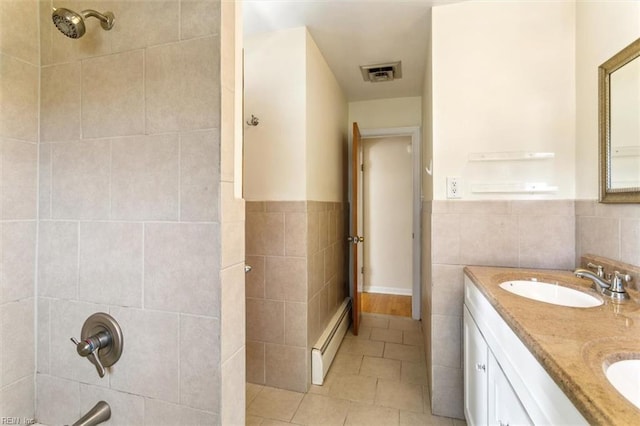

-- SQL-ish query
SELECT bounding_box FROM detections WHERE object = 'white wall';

[306,29,348,202]
[244,27,307,201]
[431,1,576,200]
[576,1,640,198]
[363,136,413,295]
[349,97,422,129]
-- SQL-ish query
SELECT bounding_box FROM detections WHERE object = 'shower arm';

[81,9,115,30]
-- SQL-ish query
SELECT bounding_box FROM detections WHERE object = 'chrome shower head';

[52,7,115,39]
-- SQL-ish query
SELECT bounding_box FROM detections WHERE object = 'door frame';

[350,126,422,319]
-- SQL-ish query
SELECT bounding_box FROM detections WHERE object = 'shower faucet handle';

[70,331,111,377]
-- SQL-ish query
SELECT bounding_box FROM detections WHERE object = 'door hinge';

[361,266,364,274]
[361,164,364,172]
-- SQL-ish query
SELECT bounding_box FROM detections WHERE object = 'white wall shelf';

[471,182,558,193]
[468,151,555,161]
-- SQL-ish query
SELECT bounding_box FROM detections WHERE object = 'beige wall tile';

[0,299,35,386]
[431,365,463,419]
[181,0,221,40]
[222,220,245,268]
[180,314,220,411]
[285,212,308,257]
[308,251,324,298]
[144,398,218,425]
[1,138,37,219]
[38,221,78,299]
[319,210,329,250]
[449,200,510,214]
[246,212,285,256]
[222,181,245,222]
[180,129,220,222]
[518,215,575,269]
[575,199,596,216]
[78,222,143,307]
[144,223,220,315]
[78,384,145,426]
[265,256,307,302]
[284,301,307,347]
[111,134,179,221]
[431,214,461,265]
[221,346,245,425]
[621,219,640,266]
[39,0,53,65]
[110,0,180,53]
[307,293,320,345]
[431,265,464,317]
[265,343,307,392]
[221,263,245,362]
[246,340,265,384]
[41,63,81,141]
[82,50,144,138]
[146,37,220,133]
[432,314,461,369]
[0,54,38,141]
[266,201,307,212]
[307,210,320,255]
[37,298,50,375]
[0,376,34,420]
[577,216,620,261]
[39,143,52,219]
[511,200,574,216]
[0,221,36,303]
[246,298,284,344]
[246,255,265,299]
[459,214,518,267]
[246,201,265,212]
[0,0,39,64]
[36,374,80,426]
[110,307,180,402]
[51,141,110,220]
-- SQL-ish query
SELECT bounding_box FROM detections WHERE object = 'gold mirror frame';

[599,37,640,203]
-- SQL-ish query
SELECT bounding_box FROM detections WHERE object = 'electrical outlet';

[447,177,462,199]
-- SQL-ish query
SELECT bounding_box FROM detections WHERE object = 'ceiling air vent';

[360,61,402,83]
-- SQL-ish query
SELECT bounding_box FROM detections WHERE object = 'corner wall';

[0,0,39,417]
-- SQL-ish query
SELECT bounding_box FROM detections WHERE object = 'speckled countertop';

[464,266,640,426]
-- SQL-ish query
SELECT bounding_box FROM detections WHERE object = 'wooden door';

[351,122,362,335]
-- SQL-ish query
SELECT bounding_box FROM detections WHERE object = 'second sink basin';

[606,359,640,410]
[499,280,603,308]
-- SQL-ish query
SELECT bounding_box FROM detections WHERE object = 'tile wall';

[0,0,39,418]
[32,1,243,425]
[427,200,576,419]
[246,201,347,393]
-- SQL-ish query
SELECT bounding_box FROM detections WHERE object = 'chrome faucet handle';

[587,262,605,278]
[611,271,632,292]
[70,331,111,378]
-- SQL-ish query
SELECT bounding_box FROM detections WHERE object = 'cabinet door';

[488,352,533,426]
[463,306,488,426]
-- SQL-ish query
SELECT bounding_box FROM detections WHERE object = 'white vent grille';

[360,61,402,83]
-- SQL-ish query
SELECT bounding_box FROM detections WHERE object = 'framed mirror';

[599,37,640,203]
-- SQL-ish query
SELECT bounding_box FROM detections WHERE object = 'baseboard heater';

[311,297,351,385]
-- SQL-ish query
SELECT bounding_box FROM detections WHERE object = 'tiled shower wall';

[246,201,347,392]
[0,0,39,417]
[428,200,576,419]
[34,1,237,424]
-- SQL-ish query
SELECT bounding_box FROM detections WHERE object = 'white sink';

[606,360,640,409]
[499,280,603,308]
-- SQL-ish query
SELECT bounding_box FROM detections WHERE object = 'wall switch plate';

[447,176,462,199]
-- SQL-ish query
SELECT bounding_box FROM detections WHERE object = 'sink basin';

[499,280,603,308]
[606,360,640,409]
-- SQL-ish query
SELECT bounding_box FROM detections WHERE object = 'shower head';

[52,7,115,39]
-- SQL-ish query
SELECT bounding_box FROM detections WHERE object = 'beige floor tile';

[262,419,301,426]
[375,379,424,413]
[384,343,424,363]
[360,315,390,329]
[247,415,264,426]
[423,385,431,414]
[339,338,385,357]
[453,419,467,426]
[248,386,304,422]
[247,383,264,405]
[329,373,377,404]
[370,327,403,344]
[360,356,401,381]
[401,361,428,386]
[389,317,421,331]
[330,351,363,375]
[345,401,400,426]
[345,325,372,340]
[291,393,350,425]
[402,329,425,346]
[400,410,454,426]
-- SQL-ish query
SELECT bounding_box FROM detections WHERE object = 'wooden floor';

[361,292,412,317]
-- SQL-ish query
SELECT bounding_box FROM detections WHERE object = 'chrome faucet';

[574,268,631,301]
[72,401,110,426]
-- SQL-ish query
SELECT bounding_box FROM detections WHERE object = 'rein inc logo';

[0,418,35,425]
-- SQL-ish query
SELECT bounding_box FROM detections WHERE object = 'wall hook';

[246,115,259,126]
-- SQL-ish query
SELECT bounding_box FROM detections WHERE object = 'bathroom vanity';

[463,266,640,425]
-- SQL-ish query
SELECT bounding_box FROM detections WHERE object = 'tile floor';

[246,313,467,426]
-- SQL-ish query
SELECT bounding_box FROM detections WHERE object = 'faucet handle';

[70,331,110,378]
[587,262,605,278]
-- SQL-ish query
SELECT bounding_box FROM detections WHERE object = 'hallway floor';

[246,313,467,426]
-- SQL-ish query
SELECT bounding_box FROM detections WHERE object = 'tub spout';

[72,401,111,426]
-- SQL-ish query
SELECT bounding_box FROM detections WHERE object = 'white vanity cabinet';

[464,306,532,426]
[463,274,588,426]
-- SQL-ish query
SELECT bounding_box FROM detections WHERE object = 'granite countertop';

[464,265,640,426]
